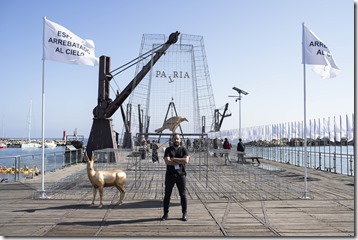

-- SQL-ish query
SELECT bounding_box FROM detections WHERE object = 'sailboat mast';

[1,116,4,138]
[28,99,32,142]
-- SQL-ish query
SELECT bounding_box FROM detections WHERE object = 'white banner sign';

[43,17,98,66]
[302,24,340,79]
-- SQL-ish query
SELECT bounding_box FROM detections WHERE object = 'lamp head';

[232,87,248,95]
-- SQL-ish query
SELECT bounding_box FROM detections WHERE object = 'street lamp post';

[229,87,248,137]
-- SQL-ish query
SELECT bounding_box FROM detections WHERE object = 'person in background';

[185,138,191,151]
[223,138,231,164]
[219,139,224,157]
[213,138,218,157]
[152,140,159,163]
[162,134,190,221]
[237,138,246,163]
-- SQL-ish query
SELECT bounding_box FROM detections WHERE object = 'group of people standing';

[215,137,246,164]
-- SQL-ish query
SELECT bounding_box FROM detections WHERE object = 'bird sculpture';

[155,116,188,133]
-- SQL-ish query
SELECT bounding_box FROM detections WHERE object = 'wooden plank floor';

[0,148,354,237]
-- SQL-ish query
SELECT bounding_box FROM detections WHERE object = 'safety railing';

[245,145,354,176]
[0,148,84,182]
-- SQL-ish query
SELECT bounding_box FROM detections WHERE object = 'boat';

[20,166,33,175]
[64,129,84,164]
[0,166,8,173]
[65,129,84,149]
[21,142,41,148]
[21,100,41,149]
[44,140,57,148]
[0,142,6,149]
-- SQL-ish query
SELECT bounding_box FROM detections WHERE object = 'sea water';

[0,146,67,182]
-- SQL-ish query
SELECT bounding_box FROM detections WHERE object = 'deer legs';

[92,187,104,208]
[92,186,124,208]
[92,188,97,206]
[116,185,126,205]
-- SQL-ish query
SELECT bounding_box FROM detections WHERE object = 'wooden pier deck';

[0,148,354,237]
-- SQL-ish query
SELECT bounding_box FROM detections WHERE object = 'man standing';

[213,138,219,157]
[237,138,246,163]
[151,140,159,163]
[162,134,190,221]
[223,138,231,164]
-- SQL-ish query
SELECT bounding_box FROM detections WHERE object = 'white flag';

[340,115,346,140]
[328,117,335,142]
[315,119,321,139]
[322,118,328,138]
[302,24,340,79]
[347,114,354,142]
[334,116,340,142]
[43,17,99,66]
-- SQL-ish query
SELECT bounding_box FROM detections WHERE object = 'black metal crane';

[86,31,180,158]
[213,103,231,132]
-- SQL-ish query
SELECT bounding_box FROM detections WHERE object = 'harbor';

[0,139,66,148]
[0,2,354,237]
[0,137,354,184]
[0,131,83,148]
[0,134,85,182]
[0,147,354,237]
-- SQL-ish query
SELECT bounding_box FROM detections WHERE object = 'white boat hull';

[21,143,41,148]
[44,142,57,148]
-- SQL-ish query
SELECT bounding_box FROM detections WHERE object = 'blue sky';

[0,0,355,139]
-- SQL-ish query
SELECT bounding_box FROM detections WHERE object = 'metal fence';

[0,148,84,182]
[246,145,354,176]
[87,143,303,202]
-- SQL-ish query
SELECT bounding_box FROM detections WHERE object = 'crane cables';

[109,43,165,78]
[106,43,165,97]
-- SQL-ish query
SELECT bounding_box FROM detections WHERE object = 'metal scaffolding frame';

[120,33,216,146]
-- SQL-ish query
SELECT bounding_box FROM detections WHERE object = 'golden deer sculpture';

[84,153,126,208]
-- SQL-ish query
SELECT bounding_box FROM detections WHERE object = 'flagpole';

[40,16,49,199]
[301,22,310,199]
[36,17,98,199]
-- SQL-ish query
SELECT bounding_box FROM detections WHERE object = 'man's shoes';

[182,213,187,221]
[161,213,168,221]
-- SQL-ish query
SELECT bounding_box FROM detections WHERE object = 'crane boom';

[218,103,230,130]
[105,31,180,118]
[86,31,180,159]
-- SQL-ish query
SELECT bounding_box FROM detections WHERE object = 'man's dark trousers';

[163,173,187,214]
